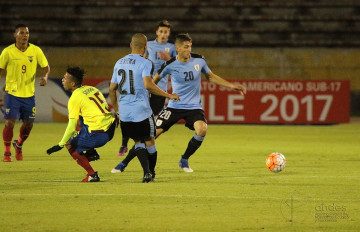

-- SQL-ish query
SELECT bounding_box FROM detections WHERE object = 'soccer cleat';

[111,162,127,173]
[117,146,128,156]
[84,149,100,162]
[12,140,23,161]
[179,157,194,173]
[3,153,12,162]
[142,173,153,183]
[82,171,100,182]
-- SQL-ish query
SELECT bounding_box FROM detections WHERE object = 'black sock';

[122,136,130,147]
[183,137,203,159]
[135,147,150,174]
[148,151,157,177]
[122,146,136,165]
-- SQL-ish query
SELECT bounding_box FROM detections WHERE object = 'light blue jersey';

[145,40,176,91]
[158,53,211,110]
[111,54,154,122]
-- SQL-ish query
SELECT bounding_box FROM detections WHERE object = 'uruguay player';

[117,20,176,157]
[154,33,247,172]
[109,33,179,182]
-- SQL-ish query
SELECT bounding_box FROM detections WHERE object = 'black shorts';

[120,116,156,142]
[150,94,166,116]
[156,107,207,132]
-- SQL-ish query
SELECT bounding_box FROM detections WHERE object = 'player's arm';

[109,82,120,125]
[0,68,4,79]
[158,51,171,61]
[153,73,162,85]
[39,65,50,86]
[143,76,179,101]
[205,72,246,95]
[46,118,77,155]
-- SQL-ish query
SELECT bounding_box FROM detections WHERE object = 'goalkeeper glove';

[47,145,63,155]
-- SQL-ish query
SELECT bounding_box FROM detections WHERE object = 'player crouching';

[46,67,116,182]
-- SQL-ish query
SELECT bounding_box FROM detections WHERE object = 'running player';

[46,67,116,182]
[0,24,50,162]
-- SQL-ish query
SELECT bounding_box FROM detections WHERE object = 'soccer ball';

[266,152,286,173]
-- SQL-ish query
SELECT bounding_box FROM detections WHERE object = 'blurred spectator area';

[1,0,360,47]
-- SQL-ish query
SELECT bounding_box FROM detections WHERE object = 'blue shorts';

[4,93,36,122]
[70,120,115,153]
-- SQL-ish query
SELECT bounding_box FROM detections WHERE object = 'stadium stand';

[1,0,360,47]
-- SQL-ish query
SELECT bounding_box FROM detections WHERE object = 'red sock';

[68,147,95,175]
[17,124,32,146]
[3,125,13,154]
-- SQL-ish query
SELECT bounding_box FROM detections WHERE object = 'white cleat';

[111,168,122,173]
[182,167,194,173]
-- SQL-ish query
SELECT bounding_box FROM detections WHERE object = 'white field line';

[2,193,359,202]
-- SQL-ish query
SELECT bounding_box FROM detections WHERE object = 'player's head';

[14,24,29,44]
[130,33,147,55]
[156,20,171,43]
[63,66,85,91]
[175,33,192,58]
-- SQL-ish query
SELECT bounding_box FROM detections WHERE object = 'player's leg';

[133,141,152,183]
[117,136,130,156]
[3,119,15,162]
[179,110,207,172]
[2,93,20,162]
[12,96,36,161]
[145,137,157,180]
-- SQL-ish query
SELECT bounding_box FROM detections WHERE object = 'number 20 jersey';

[111,54,154,122]
[158,53,211,110]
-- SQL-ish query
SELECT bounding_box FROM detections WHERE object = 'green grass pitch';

[0,122,359,232]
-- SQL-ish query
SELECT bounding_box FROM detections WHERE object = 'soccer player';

[117,20,177,156]
[0,24,50,162]
[156,33,247,172]
[46,67,116,182]
[109,33,179,182]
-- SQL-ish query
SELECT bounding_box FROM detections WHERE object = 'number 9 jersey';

[111,54,154,122]
[0,43,48,98]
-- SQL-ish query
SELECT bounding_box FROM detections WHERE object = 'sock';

[147,145,157,176]
[182,134,205,159]
[134,143,150,175]
[3,125,13,154]
[17,124,33,147]
[68,147,95,175]
[122,136,130,147]
[122,146,136,165]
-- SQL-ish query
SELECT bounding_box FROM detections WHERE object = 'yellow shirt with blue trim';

[0,43,48,98]
[68,85,114,132]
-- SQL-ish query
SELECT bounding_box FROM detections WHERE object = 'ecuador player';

[0,24,50,162]
[47,67,116,182]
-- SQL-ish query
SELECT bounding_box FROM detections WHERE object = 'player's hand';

[39,76,48,86]
[233,84,246,95]
[168,93,180,102]
[114,113,120,128]
[46,145,63,155]
[158,51,171,61]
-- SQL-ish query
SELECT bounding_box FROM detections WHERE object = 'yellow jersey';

[0,43,48,98]
[68,85,114,132]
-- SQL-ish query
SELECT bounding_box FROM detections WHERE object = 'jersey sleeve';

[111,64,118,84]
[68,95,81,119]
[36,46,49,68]
[170,44,177,57]
[142,60,154,78]
[201,60,211,75]
[0,48,9,69]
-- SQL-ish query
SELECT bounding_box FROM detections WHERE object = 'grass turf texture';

[0,122,359,232]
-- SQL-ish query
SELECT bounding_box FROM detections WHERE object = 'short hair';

[67,66,85,86]
[131,33,147,49]
[15,24,27,32]
[175,33,192,45]
[156,20,171,30]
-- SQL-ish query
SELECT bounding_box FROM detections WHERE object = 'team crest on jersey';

[165,47,170,52]
[194,64,200,71]
[28,56,34,62]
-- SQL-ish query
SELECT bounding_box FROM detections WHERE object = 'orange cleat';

[3,153,12,162]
